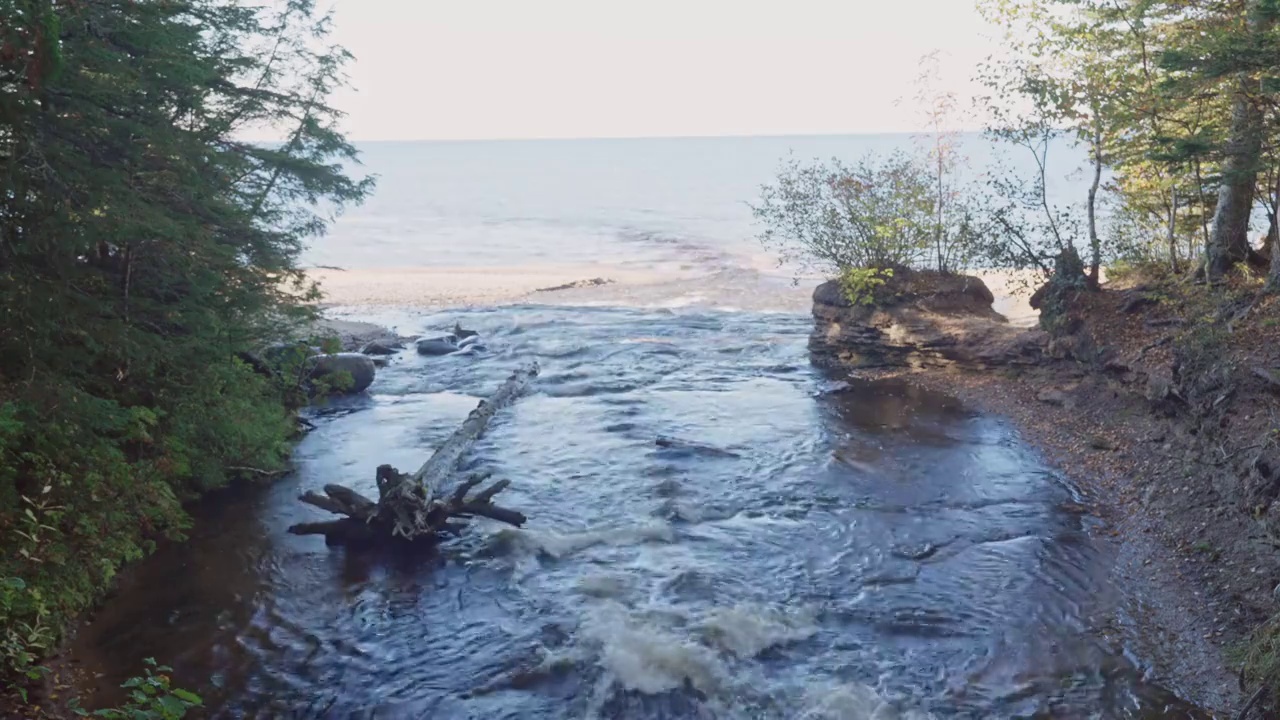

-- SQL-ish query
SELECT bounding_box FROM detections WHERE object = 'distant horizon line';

[338,129,991,144]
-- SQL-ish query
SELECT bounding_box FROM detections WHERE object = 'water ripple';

[67,306,1209,719]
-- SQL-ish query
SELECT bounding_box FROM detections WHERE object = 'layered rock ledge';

[809,268,1046,369]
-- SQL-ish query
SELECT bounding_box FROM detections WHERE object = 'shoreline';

[860,363,1240,712]
[313,279,1235,712]
[804,270,1280,716]
[305,265,1040,321]
[304,264,816,313]
[33,273,1230,716]
[310,273,1232,711]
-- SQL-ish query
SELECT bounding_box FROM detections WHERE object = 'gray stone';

[308,353,376,393]
[808,269,1046,370]
[416,335,459,356]
[360,340,400,355]
[452,322,480,339]
[1036,388,1069,406]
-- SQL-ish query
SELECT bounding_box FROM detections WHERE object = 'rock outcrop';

[810,268,1046,369]
[308,353,377,394]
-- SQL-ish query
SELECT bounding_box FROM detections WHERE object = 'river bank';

[858,364,1246,712]
[809,267,1280,715]
[26,264,1263,718]
[38,282,1220,717]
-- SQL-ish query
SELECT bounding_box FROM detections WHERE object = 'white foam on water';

[699,603,818,659]
[573,573,637,600]
[488,519,676,560]
[581,601,725,695]
[799,680,935,720]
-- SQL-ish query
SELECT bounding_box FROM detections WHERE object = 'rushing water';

[67,305,1209,719]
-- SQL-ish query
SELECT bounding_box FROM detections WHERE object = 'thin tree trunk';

[1207,3,1273,280]
[1168,186,1180,273]
[1271,173,1280,290]
[1194,158,1212,267]
[1087,119,1103,285]
[1270,221,1280,289]
[935,147,946,273]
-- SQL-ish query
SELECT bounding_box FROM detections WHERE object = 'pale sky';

[328,0,1004,141]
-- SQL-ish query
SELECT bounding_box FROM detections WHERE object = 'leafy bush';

[839,267,896,306]
[71,659,202,720]
[755,153,941,273]
[0,577,52,701]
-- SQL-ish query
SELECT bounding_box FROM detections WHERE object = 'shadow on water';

[65,306,1212,719]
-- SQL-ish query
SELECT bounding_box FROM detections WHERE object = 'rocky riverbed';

[59,299,1219,718]
[809,268,1280,715]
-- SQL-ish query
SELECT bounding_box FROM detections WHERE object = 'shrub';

[0,577,52,701]
[839,267,896,306]
[755,153,936,273]
[71,659,202,720]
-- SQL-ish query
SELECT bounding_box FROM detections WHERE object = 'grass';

[1236,615,1280,703]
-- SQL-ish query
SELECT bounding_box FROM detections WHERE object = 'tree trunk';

[288,363,539,546]
[1206,4,1273,280]
[935,146,946,273]
[1168,185,1180,273]
[1268,170,1280,290]
[1270,213,1280,290]
[1087,120,1104,285]
[1194,159,1211,265]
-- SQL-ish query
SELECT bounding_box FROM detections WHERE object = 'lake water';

[64,136,1211,718]
[307,134,1089,278]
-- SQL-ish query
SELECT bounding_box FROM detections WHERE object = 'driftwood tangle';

[288,363,539,546]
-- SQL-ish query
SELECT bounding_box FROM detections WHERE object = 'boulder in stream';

[360,339,401,355]
[308,353,376,394]
[417,334,460,356]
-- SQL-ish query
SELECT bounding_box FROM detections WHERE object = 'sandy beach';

[308,264,1040,324]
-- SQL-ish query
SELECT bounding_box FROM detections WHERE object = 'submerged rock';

[809,268,1046,369]
[308,353,376,393]
[360,339,401,355]
[416,334,460,355]
[534,277,614,293]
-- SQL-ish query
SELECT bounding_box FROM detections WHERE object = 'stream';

[67,305,1210,719]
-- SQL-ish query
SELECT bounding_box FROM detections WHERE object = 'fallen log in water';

[288,363,539,546]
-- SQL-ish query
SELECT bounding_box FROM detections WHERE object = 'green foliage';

[256,335,351,404]
[754,152,974,275]
[839,267,895,306]
[0,576,51,700]
[309,368,355,397]
[978,0,1280,284]
[0,0,370,698]
[1103,257,1179,287]
[1237,613,1280,703]
[71,659,203,720]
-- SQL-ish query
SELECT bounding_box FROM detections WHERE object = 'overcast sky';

[327,0,1004,141]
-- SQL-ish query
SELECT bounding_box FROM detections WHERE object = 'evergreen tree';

[0,0,371,687]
